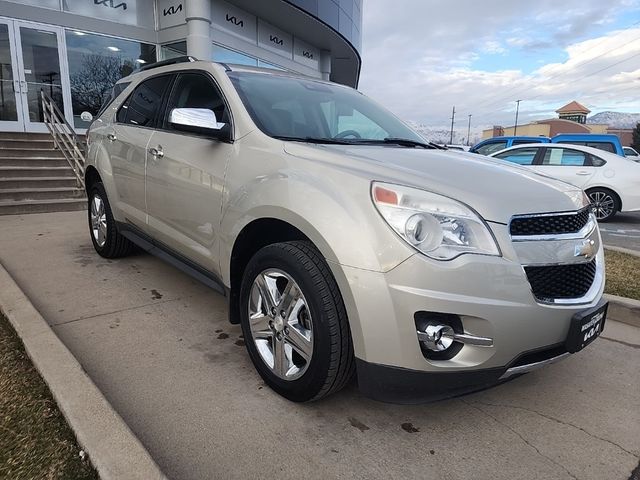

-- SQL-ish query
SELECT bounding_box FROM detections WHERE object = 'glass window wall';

[65,30,156,128]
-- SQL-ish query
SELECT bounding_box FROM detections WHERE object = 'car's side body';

[490,143,640,219]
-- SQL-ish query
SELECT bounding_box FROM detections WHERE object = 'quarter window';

[541,148,588,166]
[117,75,172,127]
[494,148,538,165]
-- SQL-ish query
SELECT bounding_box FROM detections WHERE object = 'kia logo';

[93,0,127,10]
[270,35,283,46]
[226,14,244,27]
[302,51,314,59]
[163,3,182,16]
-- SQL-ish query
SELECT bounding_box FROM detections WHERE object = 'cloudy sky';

[358,0,640,134]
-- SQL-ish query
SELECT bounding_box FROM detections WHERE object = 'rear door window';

[561,141,615,154]
[541,147,588,166]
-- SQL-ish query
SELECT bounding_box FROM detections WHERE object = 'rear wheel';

[88,182,134,258]
[239,241,355,402]
[587,187,619,222]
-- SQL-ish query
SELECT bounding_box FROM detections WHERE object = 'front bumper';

[336,223,605,402]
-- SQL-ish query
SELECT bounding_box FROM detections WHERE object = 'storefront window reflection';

[65,30,156,128]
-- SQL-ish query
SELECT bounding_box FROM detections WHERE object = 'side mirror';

[169,108,230,141]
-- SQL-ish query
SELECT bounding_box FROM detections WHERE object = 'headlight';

[371,182,501,260]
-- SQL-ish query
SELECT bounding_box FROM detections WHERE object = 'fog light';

[420,324,455,351]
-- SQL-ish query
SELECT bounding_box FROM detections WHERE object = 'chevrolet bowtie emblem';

[574,239,596,259]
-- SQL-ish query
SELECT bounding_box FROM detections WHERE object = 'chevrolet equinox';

[85,57,607,403]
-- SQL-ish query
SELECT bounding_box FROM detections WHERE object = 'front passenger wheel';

[88,182,134,258]
[587,187,619,222]
[239,241,355,402]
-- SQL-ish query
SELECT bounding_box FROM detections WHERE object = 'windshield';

[227,72,424,143]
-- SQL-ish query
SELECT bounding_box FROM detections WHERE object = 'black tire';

[586,187,620,222]
[88,182,134,258]
[239,241,355,402]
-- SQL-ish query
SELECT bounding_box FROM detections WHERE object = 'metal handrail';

[40,89,85,188]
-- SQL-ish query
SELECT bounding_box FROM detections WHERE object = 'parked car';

[472,134,626,157]
[470,136,549,155]
[623,146,639,159]
[490,143,640,221]
[85,58,607,403]
[552,134,625,156]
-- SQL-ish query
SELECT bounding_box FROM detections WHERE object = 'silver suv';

[85,58,607,403]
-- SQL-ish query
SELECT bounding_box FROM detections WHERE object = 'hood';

[283,143,586,224]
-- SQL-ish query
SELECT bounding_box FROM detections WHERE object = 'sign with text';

[157,0,185,29]
[257,19,292,59]
[211,0,257,43]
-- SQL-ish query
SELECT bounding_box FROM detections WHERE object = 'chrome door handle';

[576,171,591,176]
[149,145,164,158]
[107,133,117,142]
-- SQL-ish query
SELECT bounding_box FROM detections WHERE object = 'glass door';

[13,21,72,133]
[0,19,23,132]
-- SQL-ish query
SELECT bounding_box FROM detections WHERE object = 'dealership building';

[0,0,363,133]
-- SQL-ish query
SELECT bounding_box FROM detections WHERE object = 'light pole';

[513,99,522,136]
[467,114,472,146]
[449,106,456,145]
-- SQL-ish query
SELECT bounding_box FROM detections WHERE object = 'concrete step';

[0,198,86,215]
[0,166,76,178]
[0,132,55,141]
[0,139,55,149]
[0,187,84,202]
[0,148,64,158]
[0,177,78,189]
[0,158,71,168]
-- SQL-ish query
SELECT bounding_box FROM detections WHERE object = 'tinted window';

[119,75,172,127]
[590,154,606,167]
[624,147,638,156]
[513,139,543,145]
[562,141,615,154]
[98,81,130,118]
[477,141,507,155]
[494,148,538,165]
[164,73,229,129]
[542,148,588,166]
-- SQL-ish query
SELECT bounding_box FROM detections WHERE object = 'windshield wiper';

[346,138,441,149]
[272,135,353,145]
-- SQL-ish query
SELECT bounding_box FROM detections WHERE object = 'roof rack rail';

[139,55,198,72]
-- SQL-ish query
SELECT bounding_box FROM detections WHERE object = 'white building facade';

[0,0,362,133]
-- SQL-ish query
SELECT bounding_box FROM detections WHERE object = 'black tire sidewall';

[239,244,337,402]
[88,183,116,256]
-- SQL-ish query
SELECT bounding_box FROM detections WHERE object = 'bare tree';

[70,54,135,114]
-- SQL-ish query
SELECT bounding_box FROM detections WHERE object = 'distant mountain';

[406,121,483,145]
[587,111,640,129]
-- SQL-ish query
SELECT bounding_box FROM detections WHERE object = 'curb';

[604,245,640,258]
[605,294,640,329]
[0,262,168,480]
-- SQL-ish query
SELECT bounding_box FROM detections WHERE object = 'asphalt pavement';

[0,211,638,480]
[600,212,640,252]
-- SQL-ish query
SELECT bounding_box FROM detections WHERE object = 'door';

[534,146,597,188]
[146,72,232,273]
[0,19,23,132]
[0,18,73,133]
[106,74,174,229]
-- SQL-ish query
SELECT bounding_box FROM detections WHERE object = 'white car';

[490,143,640,221]
[623,146,639,160]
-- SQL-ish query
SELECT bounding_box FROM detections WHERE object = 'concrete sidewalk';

[0,211,638,480]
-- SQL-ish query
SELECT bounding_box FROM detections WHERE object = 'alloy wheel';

[248,269,313,380]
[90,194,108,247]
[588,191,615,220]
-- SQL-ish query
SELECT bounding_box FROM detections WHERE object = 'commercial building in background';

[482,101,635,146]
[0,0,362,133]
